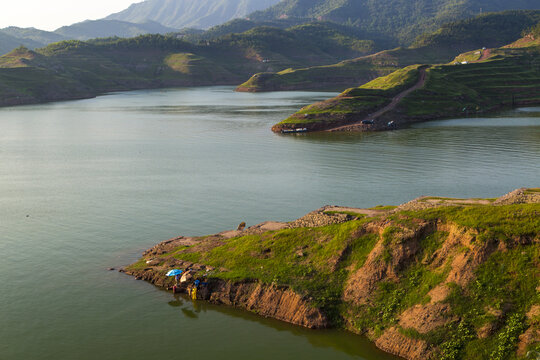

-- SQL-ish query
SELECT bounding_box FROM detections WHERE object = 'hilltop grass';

[164,219,374,319]
[406,204,540,242]
[357,64,422,93]
[276,64,423,126]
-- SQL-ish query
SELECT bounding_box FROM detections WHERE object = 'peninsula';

[272,31,540,133]
[123,188,540,360]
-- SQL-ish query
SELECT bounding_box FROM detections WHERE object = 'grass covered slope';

[272,64,425,132]
[237,11,540,93]
[0,23,375,108]
[397,45,540,120]
[125,188,540,360]
[273,31,540,132]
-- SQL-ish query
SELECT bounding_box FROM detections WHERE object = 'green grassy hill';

[0,23,375,107]
[237,11,540,93]
[272,28,540,132]
[125,189,540,360]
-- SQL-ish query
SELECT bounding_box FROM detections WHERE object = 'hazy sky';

[1,0,143,30]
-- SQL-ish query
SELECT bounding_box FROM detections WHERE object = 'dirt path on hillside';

[478,48,491,61]
[327,68,427,132]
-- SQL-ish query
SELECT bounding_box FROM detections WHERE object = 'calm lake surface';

[1,86,539,360]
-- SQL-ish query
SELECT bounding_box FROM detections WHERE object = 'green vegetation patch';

[400,49,540,118]
[355,247,452,336]
[165,219,378,321]
[408,204,540,242]
[323,210,366,218]
[442,245,539,360]
[276,65,423,127]
[359,64,422,93]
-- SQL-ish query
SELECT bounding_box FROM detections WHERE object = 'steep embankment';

[124,188,540,360]
[272,33,540,133]
[236,10,540,93]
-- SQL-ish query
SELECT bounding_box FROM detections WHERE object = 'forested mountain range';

[247,0,540,43]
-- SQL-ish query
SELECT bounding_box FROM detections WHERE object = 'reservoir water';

[1,86,539,360]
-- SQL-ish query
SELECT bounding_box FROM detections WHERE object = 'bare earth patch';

[399,303,455,334]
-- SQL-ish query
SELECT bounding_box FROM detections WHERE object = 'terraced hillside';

[237,11,540,93]
[124,188,540,360]
[272,33,540,133]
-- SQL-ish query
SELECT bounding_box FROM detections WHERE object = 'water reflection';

[166,292,396,359]
[181,308,199,319]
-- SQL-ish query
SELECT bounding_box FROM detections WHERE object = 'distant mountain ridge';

[55,20,178,40]
[0,31,43,55]
[0,0,284,55]
[249,0,540,43]
[105,0,282,29]
[0,20,179,55]
[1,27,66,45]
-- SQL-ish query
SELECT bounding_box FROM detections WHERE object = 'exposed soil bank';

[123,188,540,360]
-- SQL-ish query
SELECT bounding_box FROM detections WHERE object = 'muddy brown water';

[1,86,539,359]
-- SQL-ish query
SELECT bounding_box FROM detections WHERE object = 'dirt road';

[477,48,491,61]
